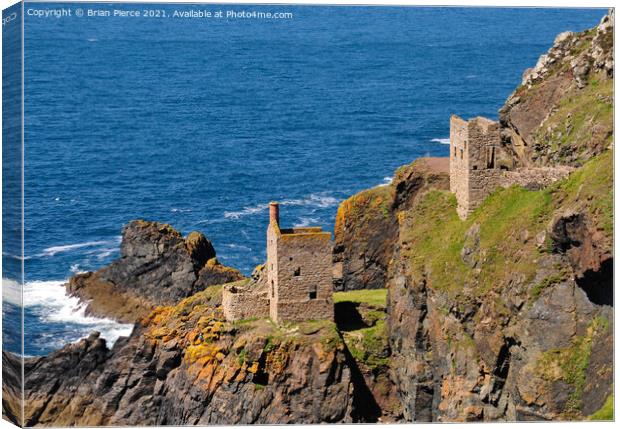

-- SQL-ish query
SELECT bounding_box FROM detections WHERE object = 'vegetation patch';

[536,316,609,415]
[550,150,613,234]
[588,393,613,421]
[335,184,395,236]
[530,273,566,302]
[533,74,612,165]
[333,288,387,308]
[343,319,390,371]
[399,149,612,303]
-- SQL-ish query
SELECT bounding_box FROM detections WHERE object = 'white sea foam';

[2,278,22,306]
[224,203,270,219]
[431,138,451,145]
[92,247,117,260]
[41,240,114,257]
[69,264,86,275]
[23,280,133,346]
[223,193,340,220]
[171,208,192,213]
[294,217,321,227]
[39,237,121,258]
[372,176,393,189]
[223,243,252,251]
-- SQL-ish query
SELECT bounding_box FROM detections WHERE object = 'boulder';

[67,220,243,322]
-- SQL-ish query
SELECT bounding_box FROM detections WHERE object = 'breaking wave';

[4,278,133,351]
[40,238,121,258]
[431,138,451,145]
[223,193,340,220]
[294,217,321,227]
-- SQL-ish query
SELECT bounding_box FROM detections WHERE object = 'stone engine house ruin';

[449,115,572,219]
[222,202,333,324]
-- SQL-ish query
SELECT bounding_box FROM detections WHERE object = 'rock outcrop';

[2,352,21,426]
[500,11,614,167]
[14,288,363,426]
[67,220,244,322]
[386,155,613,421]
[383,12,614,419]
[333,158,449,291]
[336,10,613,422]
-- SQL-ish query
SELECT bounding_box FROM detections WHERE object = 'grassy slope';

[401,149,612,300]
[589,393,614,421]
[533,74,613,165]
[333,289,388,307]
[513,24,613,166]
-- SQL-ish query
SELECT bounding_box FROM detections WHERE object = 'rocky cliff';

[500,11,613,167]
[8,287,361,426]
[3,12,614,426]
[333,158,450,291]
[66,220,244,322]
[335,11,613,422]
[387,148,612,421]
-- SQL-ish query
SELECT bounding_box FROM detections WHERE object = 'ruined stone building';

[222,202,333,324]
[450,115,506,219]
[449,115,572,219]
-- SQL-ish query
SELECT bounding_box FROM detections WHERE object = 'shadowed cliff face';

[333,157,450,291]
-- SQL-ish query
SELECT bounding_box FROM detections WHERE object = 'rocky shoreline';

[66,220,244,323]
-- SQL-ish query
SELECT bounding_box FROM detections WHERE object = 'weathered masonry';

[450,115,504,219]
[222,202,333,324]
[449,115,572,220]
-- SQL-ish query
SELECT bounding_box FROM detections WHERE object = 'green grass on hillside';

[400,150,612,299]
[533,76,613,165]
[589,393,614,421]
[333,288,387,308]
[343,319,390,370]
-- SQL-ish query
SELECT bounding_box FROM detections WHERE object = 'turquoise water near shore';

[3,3,606,355]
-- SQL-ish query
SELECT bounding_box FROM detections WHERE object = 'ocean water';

[2,3,606,356]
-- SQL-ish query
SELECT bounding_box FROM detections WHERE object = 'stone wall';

[267,223,279,320]
[466,117,501,169]
[450,115,567,219]
[272,230,333,323]
[499,166,573,190]
[222,280,269,321]
[224,210,334,325]
[450,115,470,219]
[467,169,503,215]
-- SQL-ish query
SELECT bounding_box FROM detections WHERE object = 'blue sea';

[2,2,606,356]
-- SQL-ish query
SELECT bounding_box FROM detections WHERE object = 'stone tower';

[267,202,333,324]
[450,115,503,219]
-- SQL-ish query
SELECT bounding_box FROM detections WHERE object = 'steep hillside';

[335,10,614,422]
[388,150,612,421]
[333,158,449,291]
[500,11,613,167]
